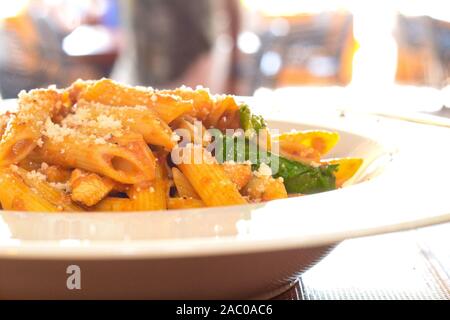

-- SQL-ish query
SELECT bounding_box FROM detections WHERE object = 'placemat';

[274,223,450,300]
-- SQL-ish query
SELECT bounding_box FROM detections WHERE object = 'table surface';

[273,222,450,300]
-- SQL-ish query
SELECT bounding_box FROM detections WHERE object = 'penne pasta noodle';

[41,164,72,183]
[242,175,288,202]
[127,162,167,211]
[0,167,59,212]
[172,167,200,199]
[71,78,193,123]
[168,197,205,210]
[71,78,152,106]
[0,89,62,166]
[11,166,82,211]
[151,94,194,124]
[109,132,158,179]
[17,159,42,171]
[205,95,239,129]
[222,163,252,190]
[159,86,213,121]
[73,100,175,149]
[160,87,241,130]
[177,145,247,207]
[93,197,131,212]
[171,116,211,147]
[35,121,155,184]
[69,169,115,206]
[18,160,71,183]
[0,112,12,138]
[126,180,167,211]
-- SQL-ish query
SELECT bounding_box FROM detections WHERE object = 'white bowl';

[0,108,449,299]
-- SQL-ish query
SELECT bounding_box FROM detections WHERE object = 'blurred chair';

[0,1,107,98]
[395,15,450,88]
[248,12,354,92]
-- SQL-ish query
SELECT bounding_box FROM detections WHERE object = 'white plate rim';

[0,104,449,260]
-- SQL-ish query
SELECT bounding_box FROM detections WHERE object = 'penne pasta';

[159,86,213,121]
[242,175,288,202]
[150,94,194,124]
[172,167,200,199]
[222,163,252,190]
[17,159,42,171]
[0,89,62,166]
[35,121,155,184]
[93,197,131,212]
[41,164,72,183]
[11,166,82,211]
[0,112,12,138]
[126,180,167,211]
[73,100,175,149]
[205,95,239,129]
[160,87,241,130]
[71,78,152,106]
[18,159,71,183]
[127,162,167,211]
[171,116,211,147]
[69,169,115,206]
[177,145,247,207]
[71,78,193,123]
[168,197,205,210]
[0,167,59,212]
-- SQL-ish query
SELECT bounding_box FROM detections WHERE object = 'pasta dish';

[0,79,362,212]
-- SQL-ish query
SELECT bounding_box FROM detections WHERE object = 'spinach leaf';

[278,158,338,194]
[239,104,267,132]
[217,135,338,194]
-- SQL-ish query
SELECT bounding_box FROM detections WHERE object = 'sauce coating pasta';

[0,79,363,212]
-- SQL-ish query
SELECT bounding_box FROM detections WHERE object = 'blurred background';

[0,0,448,112]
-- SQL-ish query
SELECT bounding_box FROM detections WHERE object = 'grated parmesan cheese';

[96,114,122,130]
[180,84,192,90]
[42,118,76,143]
[94,137,107,145]
[36,138,44,147]
[26,170,47,182]
[254,163,272,177]
[62,108,96,127]
[49,181,71,193]
[171,132,181,142]
[40,162,49,171]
